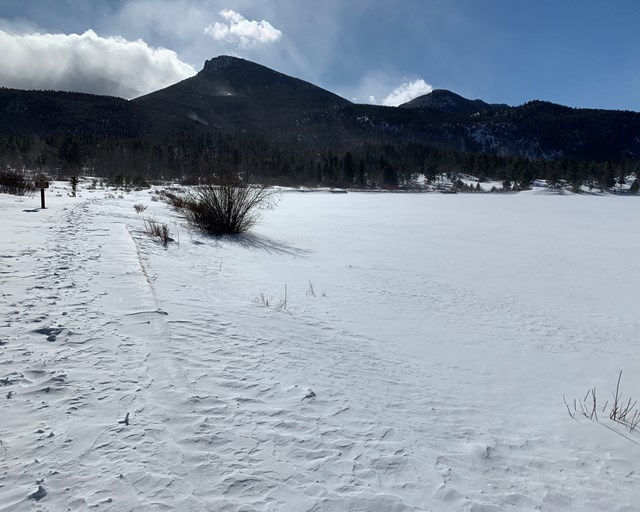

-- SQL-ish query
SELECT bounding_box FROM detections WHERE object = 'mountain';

[393,92,640,161]
[132,56,356,143]
[400,89,509,114]
[136,55,350,113]
[1,55,640,165]
[0,88,142,137]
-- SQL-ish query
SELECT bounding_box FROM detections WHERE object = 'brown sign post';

[35,181,49,209]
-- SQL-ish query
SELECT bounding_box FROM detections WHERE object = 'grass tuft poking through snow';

[252,284,291,314]
[142,216,172,247]
[565,371,640,440]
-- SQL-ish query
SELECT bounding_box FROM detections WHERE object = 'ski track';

[0,190,639,511]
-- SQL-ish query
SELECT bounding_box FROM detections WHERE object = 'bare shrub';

[182,176,278,235]
[143,217,173,247]
[0,169,35,196]
[157,189,187,210]
[70,176,79,197]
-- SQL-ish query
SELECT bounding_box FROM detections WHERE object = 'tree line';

[0,131,638,191]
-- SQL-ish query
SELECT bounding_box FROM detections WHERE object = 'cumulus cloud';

[204,9,282,47]
[337,70,434,107]
[0,29,196,98]
[382,79,433,106]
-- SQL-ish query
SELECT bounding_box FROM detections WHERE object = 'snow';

[1,183,640,511]
[460,177,504,191]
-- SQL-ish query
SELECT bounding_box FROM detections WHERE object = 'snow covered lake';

[1,184,639,511]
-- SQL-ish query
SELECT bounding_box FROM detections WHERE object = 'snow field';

[1,183,639,511]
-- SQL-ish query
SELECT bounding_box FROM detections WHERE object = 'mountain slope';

[0,88,142,137]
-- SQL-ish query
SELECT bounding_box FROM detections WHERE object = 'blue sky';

[0,0,638,110]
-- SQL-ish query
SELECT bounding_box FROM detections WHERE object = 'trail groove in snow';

[0,196,191,509]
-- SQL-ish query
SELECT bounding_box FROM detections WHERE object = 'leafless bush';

[143,217,173,247]
[181,175,278,235]
[156,188,188,210]
[164,191,187,210]
[0,169,35,196]
[70,176,79,197]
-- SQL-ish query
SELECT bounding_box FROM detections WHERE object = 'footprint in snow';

[29,485,47,501]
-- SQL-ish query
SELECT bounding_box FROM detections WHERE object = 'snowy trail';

[1,187,640,511]
[0,195,198,509]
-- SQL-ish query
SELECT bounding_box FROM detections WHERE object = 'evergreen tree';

[342,151,355,186]
[382,165,398,187]
[356,160,366,188]
[599,162,616,191]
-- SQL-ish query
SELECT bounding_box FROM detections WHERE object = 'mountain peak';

[189,55,351,108]
[400,89,509,114]
[200,55,251,75]
[132,55,351,139]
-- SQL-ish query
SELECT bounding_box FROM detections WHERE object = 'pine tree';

[343,151,355,186]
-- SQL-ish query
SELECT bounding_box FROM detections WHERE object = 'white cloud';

[337,71,433,107]
[0,29,196,98]
[382,79,433,106]
[204,9,282,48]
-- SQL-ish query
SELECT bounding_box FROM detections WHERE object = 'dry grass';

[0,169,35,196]
[143,217,173,247]
[564,371,640,436]
[253,285,291,315]
[134,203,147,214]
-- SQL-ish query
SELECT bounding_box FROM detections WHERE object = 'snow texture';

[1,182,639,511]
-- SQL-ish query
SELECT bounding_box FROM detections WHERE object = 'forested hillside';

[1,56,639,189]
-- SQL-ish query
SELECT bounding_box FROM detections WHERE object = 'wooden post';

[35,181,49,209]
